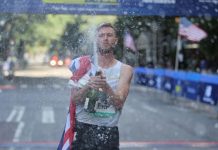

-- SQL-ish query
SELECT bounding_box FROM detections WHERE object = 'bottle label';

[84,98,89,109]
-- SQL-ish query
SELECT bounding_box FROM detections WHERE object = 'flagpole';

[175,17,181,71]
[175,35,181,71]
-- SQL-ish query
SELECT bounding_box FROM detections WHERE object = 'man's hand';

[88,74,109,92]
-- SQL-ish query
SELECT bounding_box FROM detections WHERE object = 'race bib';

[85,91,116,118]
[94,100,116,117]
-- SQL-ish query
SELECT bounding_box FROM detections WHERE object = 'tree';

[196,17,218,72]
[60,16,87,57]
[114,16,177,67]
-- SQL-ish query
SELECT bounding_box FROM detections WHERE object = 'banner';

[184,81,200,100]
[134,67,218,105]
[199,83,218,105]
[162,70,175,93]
[0,0,218,16]
[199,74,218,105]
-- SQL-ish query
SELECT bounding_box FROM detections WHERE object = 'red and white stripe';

[179,25,207,42]
[58,55,91,150]
[61,101,76,150]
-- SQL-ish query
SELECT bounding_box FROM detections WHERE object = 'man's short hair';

[96,22,117,35]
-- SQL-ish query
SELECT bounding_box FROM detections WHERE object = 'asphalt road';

[0,64,218,150]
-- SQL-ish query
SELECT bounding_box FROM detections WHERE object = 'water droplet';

[214,123,218,128]
[195,124,207,136]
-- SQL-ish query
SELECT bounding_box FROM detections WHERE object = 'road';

[0,64,218,150]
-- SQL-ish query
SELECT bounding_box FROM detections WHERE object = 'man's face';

[97,27,118,54]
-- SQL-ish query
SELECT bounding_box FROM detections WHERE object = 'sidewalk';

[0,77,16,91]
[131,84,218,119]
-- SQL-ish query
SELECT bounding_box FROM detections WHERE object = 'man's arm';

[70,71,105,103]
[71,84,90,103]
[105,64,133,109]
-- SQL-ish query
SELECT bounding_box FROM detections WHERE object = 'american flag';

[124,30,137,52]
[57,56,91,150]
[179,17,207,42]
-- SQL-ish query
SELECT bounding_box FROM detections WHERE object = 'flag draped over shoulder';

[69,56,91,81]
[123,29,137,52]
[179,17,207,42]
[57,55,91,150]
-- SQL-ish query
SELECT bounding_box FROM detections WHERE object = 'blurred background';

[0,14,218,75]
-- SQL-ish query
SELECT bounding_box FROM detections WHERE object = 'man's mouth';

[98,47,111,54]
[103,43,109,46]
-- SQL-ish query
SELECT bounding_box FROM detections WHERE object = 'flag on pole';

[124,29,137,52]
[179,17,207,42]
[57,55,91,150]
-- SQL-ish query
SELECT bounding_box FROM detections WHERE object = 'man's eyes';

[99,33,113,37]
[107,34,113,37]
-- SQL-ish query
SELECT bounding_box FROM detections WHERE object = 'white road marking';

[16,107,25,122]
[37,84,45,89]
[42,106,55,124]
[142,105,158,113]
[17,83,63,89]
[13,122,25,142]
[6,109,17,122]
[7,106,25,150]
[53,84,61,89]
[20,84,28,89]
[215,123,218,128]
[6,106,25,122]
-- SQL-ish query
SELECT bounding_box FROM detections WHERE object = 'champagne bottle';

[84,70,102,113]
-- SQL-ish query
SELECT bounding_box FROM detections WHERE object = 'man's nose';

[102,35,108,39]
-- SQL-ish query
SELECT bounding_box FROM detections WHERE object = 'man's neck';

[98,53,116,68]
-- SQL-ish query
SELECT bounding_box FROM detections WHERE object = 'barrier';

[0,0,218,16]
[134,67,218,105]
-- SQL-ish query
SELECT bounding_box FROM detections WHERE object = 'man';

[70,23,133,150]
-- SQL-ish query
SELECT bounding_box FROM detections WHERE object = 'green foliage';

[0,14,77,55]
[0,14,117,54]
[60,16,86,56]
[195,18,218,59]
[178,17,218,72]
[27,14,76,53]
[114,16,177,65]
[196,17,218,71]
[1,13,216,71]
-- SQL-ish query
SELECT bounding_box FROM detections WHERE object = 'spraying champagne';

[84,25,101,113]
[84,70,103,113]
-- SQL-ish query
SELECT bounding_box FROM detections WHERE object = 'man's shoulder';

[121,62,133,75]
[69,55,92,73]
[121,62,133,70]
